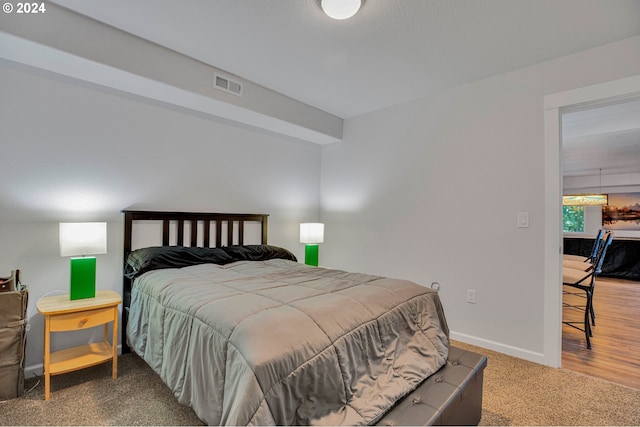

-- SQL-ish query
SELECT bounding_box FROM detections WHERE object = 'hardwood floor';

[562,276,640,389]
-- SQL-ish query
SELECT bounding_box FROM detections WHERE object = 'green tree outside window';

[563,206,584,232]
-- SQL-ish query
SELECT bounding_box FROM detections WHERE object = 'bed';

[122,210,487,425]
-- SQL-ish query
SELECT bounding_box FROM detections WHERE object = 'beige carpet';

[0,354,203,426]
[452,341,640,426]
[1,341,639,426]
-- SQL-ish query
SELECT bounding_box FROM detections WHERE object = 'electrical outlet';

[467,289,476,304]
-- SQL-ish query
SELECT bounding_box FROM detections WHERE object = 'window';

[563,206,584,232]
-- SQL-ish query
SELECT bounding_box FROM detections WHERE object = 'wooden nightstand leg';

[44,316,51,400]
[112,306,118,379]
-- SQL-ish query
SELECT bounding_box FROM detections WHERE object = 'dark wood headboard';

[121,210,269,353]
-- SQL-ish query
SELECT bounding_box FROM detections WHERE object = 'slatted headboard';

[121,210,269,353]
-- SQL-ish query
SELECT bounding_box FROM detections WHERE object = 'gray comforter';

[127,259,449,425]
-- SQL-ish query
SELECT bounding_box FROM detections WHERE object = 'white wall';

[574,206,607,238]
[0,61,322,374]
[2,33,639,377]
[320,35,640,363]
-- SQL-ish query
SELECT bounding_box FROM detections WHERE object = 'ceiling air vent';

[214,73,243,96]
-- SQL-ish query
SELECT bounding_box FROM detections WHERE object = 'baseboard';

[450,331,548,366]
[25,363,43,378]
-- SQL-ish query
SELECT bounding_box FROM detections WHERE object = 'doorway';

[558,97,640,388]
[543,74,640,369]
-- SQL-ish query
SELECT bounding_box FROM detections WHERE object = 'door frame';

[543,74,640,367]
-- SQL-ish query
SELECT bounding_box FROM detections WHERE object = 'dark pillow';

[124,244,297,279]
[222,245,298,264]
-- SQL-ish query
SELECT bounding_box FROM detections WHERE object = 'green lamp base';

[70,257,96,300]
[304,244,319,267]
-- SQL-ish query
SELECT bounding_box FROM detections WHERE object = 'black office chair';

[562,231,613,349]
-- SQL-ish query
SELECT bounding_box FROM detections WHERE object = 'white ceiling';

[563,97,640,177]
[51,0,640,119]
[47,0,640,176]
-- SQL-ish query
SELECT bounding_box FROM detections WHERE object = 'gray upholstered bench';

[375,346,488,426]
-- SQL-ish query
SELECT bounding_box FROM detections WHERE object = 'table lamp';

[300,223,324,267]
[59,222,107,300]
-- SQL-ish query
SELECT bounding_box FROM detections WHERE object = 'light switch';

[517,212,530,228]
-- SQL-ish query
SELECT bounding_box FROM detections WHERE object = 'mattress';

[126,247,450,425]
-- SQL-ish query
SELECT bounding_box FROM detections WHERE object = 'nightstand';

[36,289,121,400]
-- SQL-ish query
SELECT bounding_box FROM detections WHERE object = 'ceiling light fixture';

[562,194,608,206]
[321,0,362,20]
[563,169,608,206]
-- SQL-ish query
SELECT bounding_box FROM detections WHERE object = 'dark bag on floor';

[0,270,28,401]
[0,270,18,292]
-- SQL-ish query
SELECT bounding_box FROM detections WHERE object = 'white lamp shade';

[321,0,361,20]
[300,223,324,244]
[59,222,107,257]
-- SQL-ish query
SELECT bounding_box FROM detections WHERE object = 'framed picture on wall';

[602,193,640,230]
